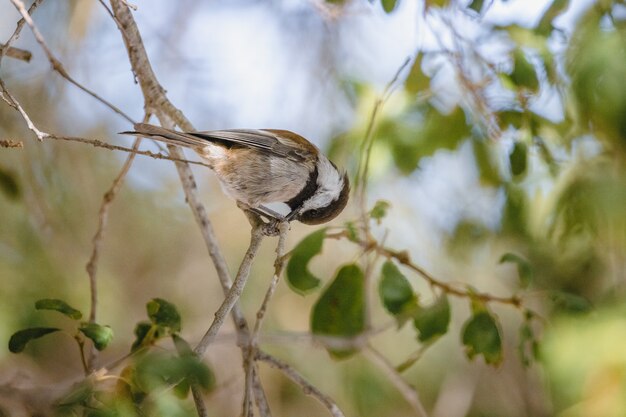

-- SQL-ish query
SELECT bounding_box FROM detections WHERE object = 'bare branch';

[0,0,43,67]
[9,0,135,124]
[0,45,32,62]
[256,350,346,417]
[194,224,265,357]
[84,134,143,371]
[0,78,49,140]
[0,139,23,148]
[364,346,429,417]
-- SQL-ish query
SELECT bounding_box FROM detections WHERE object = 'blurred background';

[1,0,625,416]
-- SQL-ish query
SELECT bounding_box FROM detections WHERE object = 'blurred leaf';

[389,105,470,174]
[467,0,485,13]
[172,334,193,356]
[135,352,214,394]
[405,55,429,94]
[536,0,570,36]
[55,381,95,410]
[147,298,181,333]
[568,11,626,147]
[381,0,397,13]
[425,0,449,7]
[344,221,359,243]
[9,327,60,353]
[499,252,533,287]
[413,296,450,343]
[472,138,501,186]
[311,264,365,359]
[504,25,547,50]
[379,261,417,324]
[501,184,528,236]
[0,167,20,200]
[550,291,592,314]
[79,323,113,351]
[461,310,503,365]
[518,320,539,366]
[497,110,524,130]
[131,321,154,352]
[509,141,528,178]
[286,228,326,294]
[508,49,539,92]
[35,298,83,320]
[370,200,391,224]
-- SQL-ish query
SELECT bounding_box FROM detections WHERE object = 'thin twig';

[0,78,49,140]
[0,0,43,67]
[191,385,209,417]
[364,346,429,417]
[9,0,135,124]
[194,224,265,357]
[0,45,31,62]
[256,350,346,417]
[0,139,23,148]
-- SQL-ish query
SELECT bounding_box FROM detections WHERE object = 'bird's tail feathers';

[120,123,207,149]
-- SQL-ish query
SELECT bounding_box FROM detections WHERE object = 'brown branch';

[9,0,135,124]
[0,0,43,67]
[0,139,23,148]
[256,350,346,417]
[0,45,32,62]
[194,224,265,357]
[0,78,49,140]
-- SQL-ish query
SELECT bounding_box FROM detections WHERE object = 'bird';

[121,123,349,225]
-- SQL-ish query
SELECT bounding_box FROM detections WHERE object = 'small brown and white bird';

[121,123,349,225]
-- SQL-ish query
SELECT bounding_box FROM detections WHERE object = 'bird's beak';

[285,207,301,222]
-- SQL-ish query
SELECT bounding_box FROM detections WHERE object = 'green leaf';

[550,291,592,314]
[286,228,326,294]
[508,49,539,92]
[172,334,193,356]
[518,321,538,366]
[413,296,450,342]
[499,253,533,287]
[381,0,397,13]
[9,327,60,353]
[468,0,485,13]
[35,298,83,320]
[0,167,20,200]
[509,141,528,178]
[311,264,365,359]
[472,138,501,186]
[405,55,430,94]
[379,261,417,323]
[370,200,391,224]
[131,321,155,352]
[147,298,181,333]
[135,352,215,394]
[79,323,113,351]
[461,311,503,365]
[536,0,570,36]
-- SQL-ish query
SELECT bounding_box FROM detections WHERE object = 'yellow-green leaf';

[286,228,326,294]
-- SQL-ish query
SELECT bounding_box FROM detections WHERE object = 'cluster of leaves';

[9,298,213,416]
[9,299,112,355]
[285,204,541,368]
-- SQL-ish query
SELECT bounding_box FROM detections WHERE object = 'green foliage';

[379,261,418,324]
[79,323,114,351]
[286,228,326,294]
[369,200,391,224]
[147,298,181,333]
[311,264,366,358]
[404,55,429,94]
[506,49,540,92]
[461,308,503,365]
[508,141,528,179]
[381,0,397,13]
[536,0,570,36]
[499,252,533,287]
[467,0,485,14]
[35,298,83,320]
[413,296,450,343]
[550,291,592,315]
[518,313,539,366]
[8,327,60,353]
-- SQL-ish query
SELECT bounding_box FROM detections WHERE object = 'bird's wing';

[190,129,309,162]
[123,124,310,162]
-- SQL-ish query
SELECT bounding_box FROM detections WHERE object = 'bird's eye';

[309,209,319,216]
